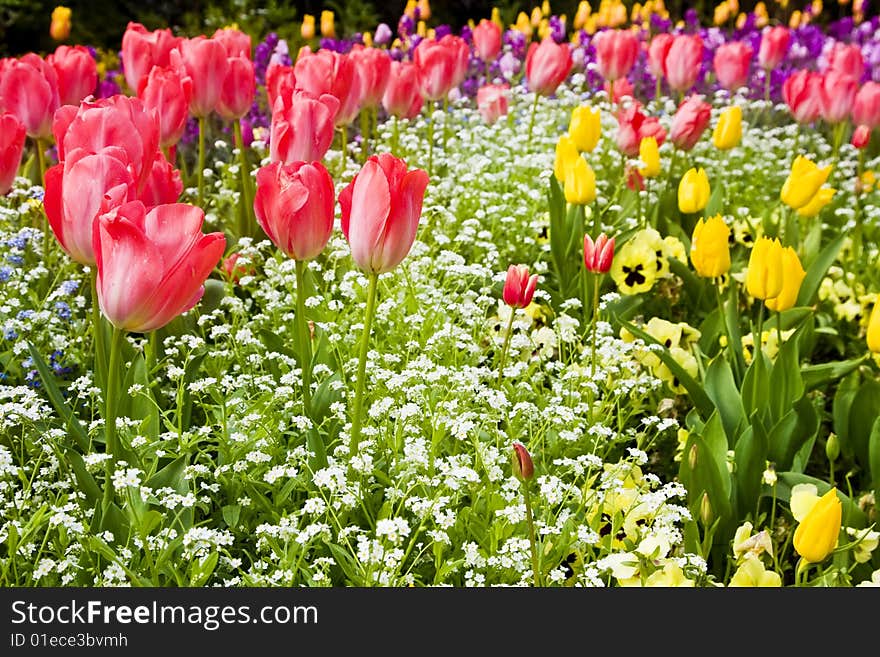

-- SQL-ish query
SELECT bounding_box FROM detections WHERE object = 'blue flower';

[0,266,12,282]
[55,302,72,320]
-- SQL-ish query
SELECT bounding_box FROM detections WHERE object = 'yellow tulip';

[713,105,742,151]
[514,12,533,37]
[300,14,315,40]
[746,236,785,300]
[320,10,336,38]
[780,155,833,210]
[796,187,835,218]
[765,246,806,312]
[417,0,431,20]
[868,300,880,353]
[531,7,543,26]
[564,157,597,205]
[50,5,72,41]
[793,488,842,563]
[554,135,579,182]
[569,106,601,153]
[678,167,710,214]
[574,1,592,30]
[690,215,731,278]
[639,137,661,178]
[417,20,427,37]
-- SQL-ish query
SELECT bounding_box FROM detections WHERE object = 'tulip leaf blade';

[869,417,880,504]
[733,412,768,521]
[796,232,845,307]
[848,380,880,472]
[26,341,90,452]
[703,355,744,445]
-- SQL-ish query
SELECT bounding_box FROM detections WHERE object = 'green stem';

[754,299,765,366]
[526,93,540,144]
[854,149,865,264]
[90,269,107,391]
[233,119,255,238]
[522,483,541,587]
[350,273,379,455]
[775,311,783,352]
[442,96,449,154]
[101,327,123,522]
[197,116,206,207]
[830,122,847,183]
[714,281,731,358]
[655,76,661,103]
[295,259,313,416]
[763,67,771,106]
[338,124,348,178]
[392,115,400,155]
[35,138,47,188]
[360,109,370,163]
[590,274,600,379]
[427,105,435,177]
[497,309,516,386]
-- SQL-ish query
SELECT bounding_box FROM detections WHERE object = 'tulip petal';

[373,168,428,273]
[346,159,391,273]
[143,203,205,268]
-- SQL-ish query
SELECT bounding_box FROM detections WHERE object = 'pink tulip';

[139,156,183,207]
[414,35,469,101]
[137,65,192,149]
[605,76,634,103]
[511,441,534,480]
[294,49,363,125]
[669,95,712,151]
[120,22,182,93]
[44,147,135,265]
[473,19,502,63]
[47,45,97,107]
[502,264,538,309]
[212,27,251,60]
[584,233,615,274]
[758,26,790,70]
[93,200,226,333]
[713,41,753,91]
[382,61,424,119]
[826,42,864,80]
[852,124,870,149]
[177,36,229,118]
[269,91,339,164]
[339,153,429,275]
[594,29,639,82]
[0,54,59,139]
[254,160,335,262]
[782,69,823,124]
[853,82,880,129]
[266,63,296,111]
[819,70,858,124]
[648,33,674,81]
[0,112,26,195]
[664,34,703,93]
[615,102,666,157]
[476,83,509,125]
[349,45,391,109]
[525,37,572,96]
[217,56,255,121]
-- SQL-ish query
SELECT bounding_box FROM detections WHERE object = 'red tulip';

[294,49,363,125]
[594,29,639,82]
[120,22,182,93]
[758,26,790,70]
[177,36,229,118]
[476,83,509,125]
[503,264,538,309]
[0,112,26,195]
[269,91,339,164]
[254,160,335,262]
[339,153,429,275]
[47,45,97,107]
[852,124,871,149]
[93,200,226,333]
[44,148,135,265]
[819,69,858,124]
[139,156,183,207]
[414,35,469,102]
[212,27,251,60]
[664,34,703,93]
[782,69,823,125]
[222,252,253,283]
[217,56,255,121]
[670,95,712,151]
[826,42,864,80]
[713,41,753,91]
[584,233,615,274]
[625,164,645,192]
[853,82,880,129]
[0,54,59,140]
[266,63,296,111]
[137,65,192,149]
[615,101,666,158]
[648,33,674,80]
[511,441,534,481]
[605,76,634,103]
[525,37,572,96]
[382,61,424,119]
[349,45,391,109]
[473,19,502,63]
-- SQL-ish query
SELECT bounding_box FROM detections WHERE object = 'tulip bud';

[780,155,832,210]
[852,124,871,150]
[638,137,661,178]
[867,300,880,353]
[511,441,534,481]
[301,14,315,40]
[746,236,785,301]
[688,443,699,470]
[584,233,615,274]
[713,105,742,151]
[563,157,597,205]
[320,10,335,38]
[690,215,731,279]
[825,433,840,463]
[503,264,539,309]
[569,106,601,153]
[50,5,72,41]
[765,246,806,312]
[793,488,841,563]
[699,492,714,527]
[677,167,710,214]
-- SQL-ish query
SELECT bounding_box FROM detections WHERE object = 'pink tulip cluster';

[615,101,667,158]
[649,33,704,94]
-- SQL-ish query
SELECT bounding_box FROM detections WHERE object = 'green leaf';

[848,380,880,470]
[869,417,880,504]
[733,414,768,520]
[767,396,819,473]
[222,504,242,529]
[768,331,803,425]
[740,350,770,423]
[833,370,861,451]
[771,472,866,529]
[796,232,845,307]
[27,342,89,452]
[703,356,744,445]
[189,552,218,586]
[679,411,732,519]
[802,356,868,392]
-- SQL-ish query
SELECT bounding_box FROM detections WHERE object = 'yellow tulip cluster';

[780,155,835,218]
[745,237,806,312]
[554,106,601,205]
